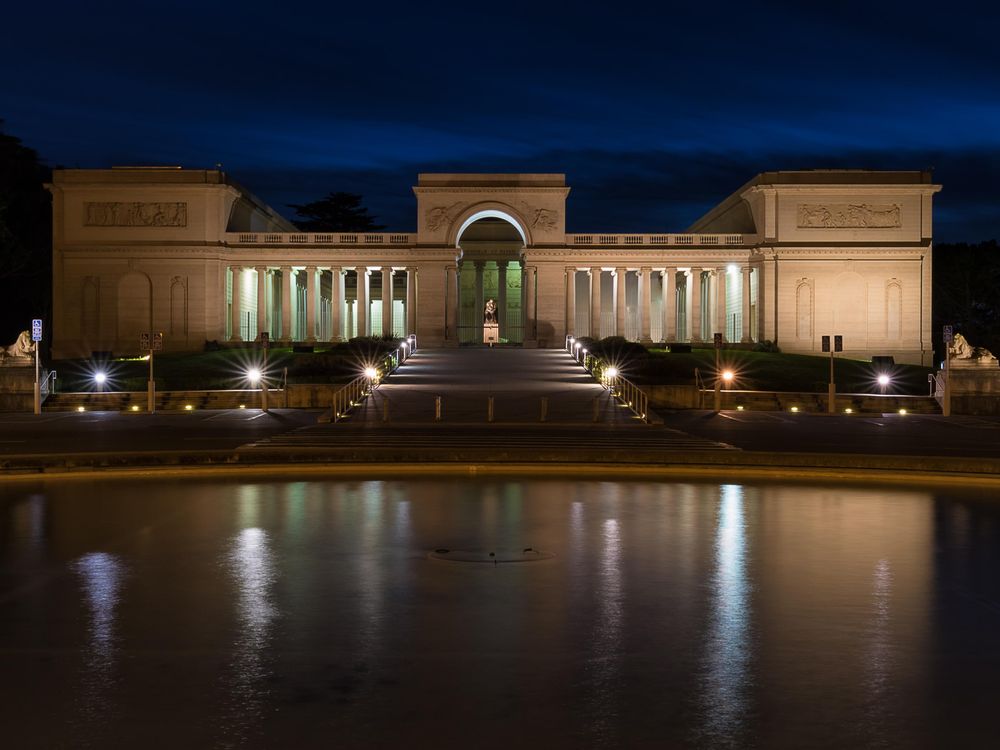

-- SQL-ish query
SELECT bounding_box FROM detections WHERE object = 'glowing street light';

[722,370,734,383]
[94,372,107,390]
[247,368,262,386]
[877,373,891,391]
[364,366,378,380]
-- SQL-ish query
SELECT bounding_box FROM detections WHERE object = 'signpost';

[142,332,162,413]
[821,335,843,413]
[31,319,42,415]
[943,325,953,417]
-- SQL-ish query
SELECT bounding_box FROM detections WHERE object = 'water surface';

[1,476,998,748]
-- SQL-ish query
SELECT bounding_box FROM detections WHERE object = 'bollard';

[382,398,390,423]
[435,395,442,421]
[540,396,548,422]
[488,395,494,423]
[592,396,600,423]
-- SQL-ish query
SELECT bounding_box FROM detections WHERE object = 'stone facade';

[47,168,940,365]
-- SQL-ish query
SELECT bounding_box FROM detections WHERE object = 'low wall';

[645,386,940,414]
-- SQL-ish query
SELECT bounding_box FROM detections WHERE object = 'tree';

[287,192,386,232]
[933,240,1000,362]
[0,122,51,340]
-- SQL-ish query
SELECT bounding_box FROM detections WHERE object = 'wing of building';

[48,168,940,365]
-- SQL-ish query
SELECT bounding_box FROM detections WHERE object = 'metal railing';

[331,334,415,422]
[567,336,649,423]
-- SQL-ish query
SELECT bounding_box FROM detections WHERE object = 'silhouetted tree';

[288,192,386,232]
[0,121,51,339]
[933,240,1000,362]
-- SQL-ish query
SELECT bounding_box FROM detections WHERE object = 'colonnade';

[226,265,417,343]
[564,264,756,343]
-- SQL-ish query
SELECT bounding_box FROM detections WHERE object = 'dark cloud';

[2,2,998,241]
[238,146,1000,242]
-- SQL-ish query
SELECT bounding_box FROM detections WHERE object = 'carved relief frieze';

[530,208,559,231]
[84,202,188,227]
[797,203,901,229]
[425,202,465,231]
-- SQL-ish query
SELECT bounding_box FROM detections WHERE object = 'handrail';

[572,344,649,423]
[331,335,414,422]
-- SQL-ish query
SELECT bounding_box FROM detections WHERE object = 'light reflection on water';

[220,525,277,747]
[1,477,999,747]
[71,551,126,732]
[699,484,751,747]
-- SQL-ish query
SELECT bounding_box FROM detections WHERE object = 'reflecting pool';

[1,477,998,747]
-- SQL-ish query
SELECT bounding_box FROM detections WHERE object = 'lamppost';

[822,335,842,413]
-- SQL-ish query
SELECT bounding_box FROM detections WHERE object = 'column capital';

[639,265,652,273]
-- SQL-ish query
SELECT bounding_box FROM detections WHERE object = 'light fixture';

[877,374,890,387]
[184,404,193,411]
[247,367,262,385]
[722,370,734,382]
[94,372,107,385]
[605,367,619,378]
[790,406,799,412]
[364,366,378,379]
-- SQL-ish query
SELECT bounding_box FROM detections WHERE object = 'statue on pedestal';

[949,333,998,367]
[483,298,499,346]
[0,331,34,366]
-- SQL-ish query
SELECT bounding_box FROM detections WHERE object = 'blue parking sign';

[31,318,42,342]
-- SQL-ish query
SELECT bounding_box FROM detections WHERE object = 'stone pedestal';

[935,360,1000,415]
[0,365,45,412]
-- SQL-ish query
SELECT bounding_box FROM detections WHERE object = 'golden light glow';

[76,406,85,412]
[790,406,799,412]
[130,405,139,412]
[184,404,193,411]
[845,407,853,414]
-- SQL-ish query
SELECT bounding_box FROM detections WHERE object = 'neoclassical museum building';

[48,168,940,364]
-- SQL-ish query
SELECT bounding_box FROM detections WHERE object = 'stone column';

[255,266,268,339]
[715,267,727,342]
[382,267,394,337]
[639,267,652,343]
[524,265,536,342]
[356,267,369,337]
[690,268,703,342]
[565,268,576,336]
[497,263,507,338]
[742,265,752,342]
[279,266,292,340]
[661,268,675,342]
[230,266,243,341]
[590,268,602,338]
[305,265,317,342]
[474,261,485,324]
[615,267,627,337]
[444,265,458,344]
[330,266,343,342]
[405,267,417,336]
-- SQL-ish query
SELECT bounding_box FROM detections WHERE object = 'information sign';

[943,325,953,344]
[31,318,42,342]
[140,332,150,350]
[152,332,163,351]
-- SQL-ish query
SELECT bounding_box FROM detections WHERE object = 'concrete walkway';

[350,348,635,425]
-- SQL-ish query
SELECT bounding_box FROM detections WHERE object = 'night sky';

[2,1,998,240]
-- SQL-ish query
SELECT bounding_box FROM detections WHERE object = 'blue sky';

[2,1,998,239]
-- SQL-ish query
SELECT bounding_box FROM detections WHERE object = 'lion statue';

[950,333,996,362]
[0,330,35,364]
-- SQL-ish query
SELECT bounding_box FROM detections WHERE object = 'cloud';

[237,146,1000,242]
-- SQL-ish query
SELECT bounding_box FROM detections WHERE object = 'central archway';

[454,208,528,345]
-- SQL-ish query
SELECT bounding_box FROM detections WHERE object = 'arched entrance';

[455,210,526,345]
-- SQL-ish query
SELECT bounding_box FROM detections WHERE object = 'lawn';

[632,347,934,394]
[52,344,396,392]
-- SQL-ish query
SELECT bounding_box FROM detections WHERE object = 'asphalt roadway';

[2,407,1000,479]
